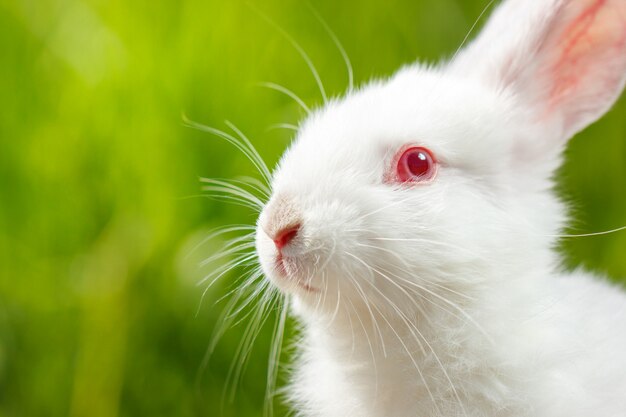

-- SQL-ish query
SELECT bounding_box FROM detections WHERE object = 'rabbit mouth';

[274,253,319,293]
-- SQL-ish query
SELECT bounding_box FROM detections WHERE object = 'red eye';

[394,146,437,183]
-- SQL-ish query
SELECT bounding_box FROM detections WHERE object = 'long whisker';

[198,240,256,279]
[235,176,271,197]
[183,116,271,185]
[329,275,342,325]
[213,263,266,308]
[352,193,424,222]
[225,274,269,326]
[306,2,354,92]
[203,177,270,201]
[359,278,442,415]
[547,225,626,238]
[226,290,278,403]
[345,251,432,325]
[199,241,256,268]
[207,273,265,356]
[197,267,267,390]
[258,82,312,115]
[378,262,495,345]
[368,236,487,261]
[223,297,263,403]
[201,193,261,212]
[449,0,498,63]
[186,225,256,259]
[344,293,380,398]
[195,285,247,395]
[344,268,388,358]
[225,120,273,183]
[201,178,266,208]
[265,296,288,417]
[198,252,258,289]
[356,241,477,302]
[249,4,328,103]
[350,254,467,417]
[267,123,300,132]
[356,242,413,269]
[343,292,357,357]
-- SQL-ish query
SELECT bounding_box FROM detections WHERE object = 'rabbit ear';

[449,0,626,140]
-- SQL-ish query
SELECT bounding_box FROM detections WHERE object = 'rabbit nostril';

[273,225,300,250]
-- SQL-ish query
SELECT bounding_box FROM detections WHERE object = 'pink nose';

[273,225,300,250]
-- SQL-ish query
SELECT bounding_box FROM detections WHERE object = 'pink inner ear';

[546,0,626,112]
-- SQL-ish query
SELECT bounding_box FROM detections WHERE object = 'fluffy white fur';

[254,0,626,415]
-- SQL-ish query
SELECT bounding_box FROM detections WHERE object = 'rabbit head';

[255,0,626,318]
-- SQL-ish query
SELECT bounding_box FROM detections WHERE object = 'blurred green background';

[1,0,625,416]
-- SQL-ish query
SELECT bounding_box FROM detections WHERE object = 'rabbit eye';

[393,146,437,183]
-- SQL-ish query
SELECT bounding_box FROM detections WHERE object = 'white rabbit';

[253,0,626,416]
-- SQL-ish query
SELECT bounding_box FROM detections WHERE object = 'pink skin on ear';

[543,0,626,123]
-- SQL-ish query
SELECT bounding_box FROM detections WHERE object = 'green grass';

[1,1,625,416]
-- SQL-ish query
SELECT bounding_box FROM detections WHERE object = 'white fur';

[254,0,626,415]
